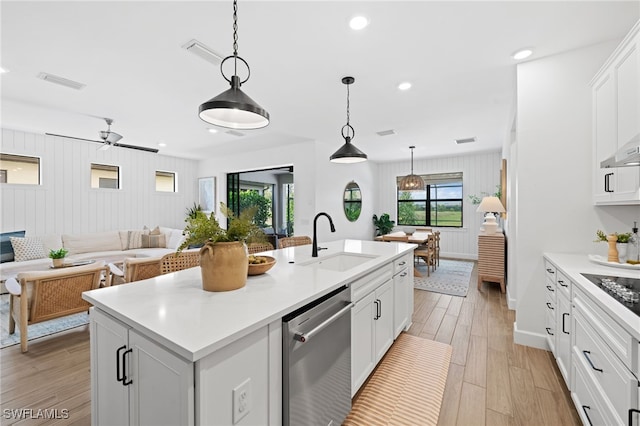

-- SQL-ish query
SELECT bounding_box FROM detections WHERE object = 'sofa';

[0,226,187,283]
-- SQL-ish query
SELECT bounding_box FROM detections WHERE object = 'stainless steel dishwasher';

[283,285,353,426]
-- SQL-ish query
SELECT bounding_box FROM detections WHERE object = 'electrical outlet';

[232,378,251,424]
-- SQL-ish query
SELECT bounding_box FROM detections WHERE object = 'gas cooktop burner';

[580,273,640,317]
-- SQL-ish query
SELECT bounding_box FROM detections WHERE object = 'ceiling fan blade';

[113,143,159,153]
[45,132,158,153]
[45,133,102,144]
[97,143,111,151]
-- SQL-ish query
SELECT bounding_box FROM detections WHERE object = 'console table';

[477,231,506,293]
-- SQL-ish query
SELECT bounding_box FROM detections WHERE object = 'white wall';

[512,41,640,349]
[377,151,503,259]
[1,129,199,235]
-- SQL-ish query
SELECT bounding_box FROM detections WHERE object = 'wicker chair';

[278,236,312,249]
[414,234,436,276]
[108,257,162,285]
[6,261,108,352]
[160,250,200,274]
[433,231,441,267]
[247,242,275,254]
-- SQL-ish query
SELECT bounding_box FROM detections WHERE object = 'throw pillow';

[127,230,146,250]
[10,236,46,262]
[141,226,166,248]
[1,230,25,263]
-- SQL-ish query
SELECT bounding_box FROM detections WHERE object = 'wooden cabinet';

[477,232,505,293]
[393,253,413,338]
[592,20,640,205]
[90,308,194,426]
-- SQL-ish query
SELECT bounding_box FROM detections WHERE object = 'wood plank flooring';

[0,260,580,425]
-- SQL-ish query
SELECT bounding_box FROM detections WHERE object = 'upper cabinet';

[591,20,640,205]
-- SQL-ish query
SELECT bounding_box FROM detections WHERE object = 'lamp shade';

[398,174,424,190]
[199,76,270,129]
[330,136,368,163]
[476,196,505,213]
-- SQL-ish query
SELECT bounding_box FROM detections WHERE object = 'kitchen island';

[83,239,416,425]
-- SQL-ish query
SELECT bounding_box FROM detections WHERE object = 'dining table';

[376,231,432,277]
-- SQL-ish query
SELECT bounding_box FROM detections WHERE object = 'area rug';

[0,294,89,349]
[344,333,452,426]
[414,259,474,297]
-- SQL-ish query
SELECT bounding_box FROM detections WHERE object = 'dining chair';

[160,250,201,274]
[414,235,436,276]
[108,256,162,285]
[415,227,433,233]
[278,236,312,249]
[247,242,275,254]
[434,231,441,267]
[6,261,108,352]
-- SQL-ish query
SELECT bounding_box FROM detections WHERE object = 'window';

[397,172,463,227]
[0,153,40,185]
[91,163,119,189]
[156,171,176,192]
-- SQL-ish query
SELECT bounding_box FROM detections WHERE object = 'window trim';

[155,170,177,193]
[91,162,120,190]
[0,153,41,185]
[396,172,463,228]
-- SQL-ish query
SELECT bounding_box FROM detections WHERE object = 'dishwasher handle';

[294,302,354,343]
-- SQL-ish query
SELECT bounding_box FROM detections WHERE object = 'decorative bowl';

[403,227,416,236]
[248,255,277,276]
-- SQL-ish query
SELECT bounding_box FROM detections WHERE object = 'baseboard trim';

[513,322,549,350]
[506,286,516,310]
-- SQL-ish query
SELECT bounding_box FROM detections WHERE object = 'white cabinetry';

[592,20,640,205]
[90,308,194,426]
[393,253,413,338]
[350,264,394,395]
[544,262,557,354]
[543,261,571,386]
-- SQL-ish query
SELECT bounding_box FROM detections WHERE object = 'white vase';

[616,243,628,263]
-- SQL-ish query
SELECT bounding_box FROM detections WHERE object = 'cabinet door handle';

[398,261,406,266]
[582,350,603,373]
[605,172,615,192]
[582,406,593,426]
[558,280,568,287]
[562,313,570,334]
[378,298,382,319]
[546,302,554,310]
[116,345,127,383]
[546,285,554,292]
[122,348,133,386]
[400,272,407,277]
[373,300,380,320]
[545,327,554,336]
[630,408,640,426]
[546,268,555,274]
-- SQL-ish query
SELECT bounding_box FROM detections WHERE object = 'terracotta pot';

[199,241,248,292]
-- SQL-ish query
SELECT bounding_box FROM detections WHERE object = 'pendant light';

[398,146,424,190]
[198,0,270,130]
[330,76,367,163]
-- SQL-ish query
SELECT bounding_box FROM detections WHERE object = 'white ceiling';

[2,1,638,162]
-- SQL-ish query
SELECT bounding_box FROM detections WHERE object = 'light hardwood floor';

[0,261,580,425]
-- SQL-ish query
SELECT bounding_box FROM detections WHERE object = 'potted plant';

[372,213,395,236]
[178,203,266,291]
[49,248,69,268]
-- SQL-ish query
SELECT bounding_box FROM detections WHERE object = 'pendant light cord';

[345,83,351,137]
[232,0,239,76]
[411,147,414,173]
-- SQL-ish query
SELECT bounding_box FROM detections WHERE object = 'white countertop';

[83,239,415,362]
[544,252,640,341]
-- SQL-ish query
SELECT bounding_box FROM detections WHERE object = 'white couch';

[0,226,186,282]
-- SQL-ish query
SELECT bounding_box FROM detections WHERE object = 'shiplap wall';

[1,129,198,235]
[376,150,502,259]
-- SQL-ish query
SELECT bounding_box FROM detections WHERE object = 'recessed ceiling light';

[0,67,8,74]
[208,128,218,134]
[158,142,167,147]
[349,16,369,30]
[512,48,533,60]
[398,82,412,91]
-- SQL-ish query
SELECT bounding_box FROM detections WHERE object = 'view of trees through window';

[239,189,272,228]
[397,173,463,227]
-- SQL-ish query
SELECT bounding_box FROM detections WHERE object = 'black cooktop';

[581,273,640,317]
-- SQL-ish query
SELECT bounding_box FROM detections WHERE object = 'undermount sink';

[300,252,378,272]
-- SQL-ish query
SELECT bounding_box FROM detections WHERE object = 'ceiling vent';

[455,137,476,144]
[37,72,86,90]
[376,129,396,137]
[226,130,245,137]
[182,39,223,66]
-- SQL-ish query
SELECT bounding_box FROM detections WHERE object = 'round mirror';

[343,181,362,222]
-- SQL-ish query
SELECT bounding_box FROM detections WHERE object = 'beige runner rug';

[344,333,452,426]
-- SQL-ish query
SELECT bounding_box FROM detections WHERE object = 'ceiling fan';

[46,118,159,153]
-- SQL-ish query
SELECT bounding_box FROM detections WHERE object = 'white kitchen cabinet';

[592,20,640,205]
[544,261,557,354]
[351,276,394,395]
[90,308,194,426]
[556,287,571,385]
[543,261,571,386]
[393,253,413,338]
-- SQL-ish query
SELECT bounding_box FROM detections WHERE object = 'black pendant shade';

[198,0,269,130]
[330,76,367,163]
[199,75,269,129]
[398,146,424,190]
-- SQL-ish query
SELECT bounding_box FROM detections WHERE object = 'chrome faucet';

[312,212,336,257]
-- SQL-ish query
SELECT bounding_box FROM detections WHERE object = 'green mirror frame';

[343,181,362,222]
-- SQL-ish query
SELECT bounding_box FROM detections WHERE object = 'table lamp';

[476,196,505,235]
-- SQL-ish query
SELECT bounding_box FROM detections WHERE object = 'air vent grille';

[182,39,223,66]
[376,129,396,136]
[455,137,476,144]
[37,72,86,90]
